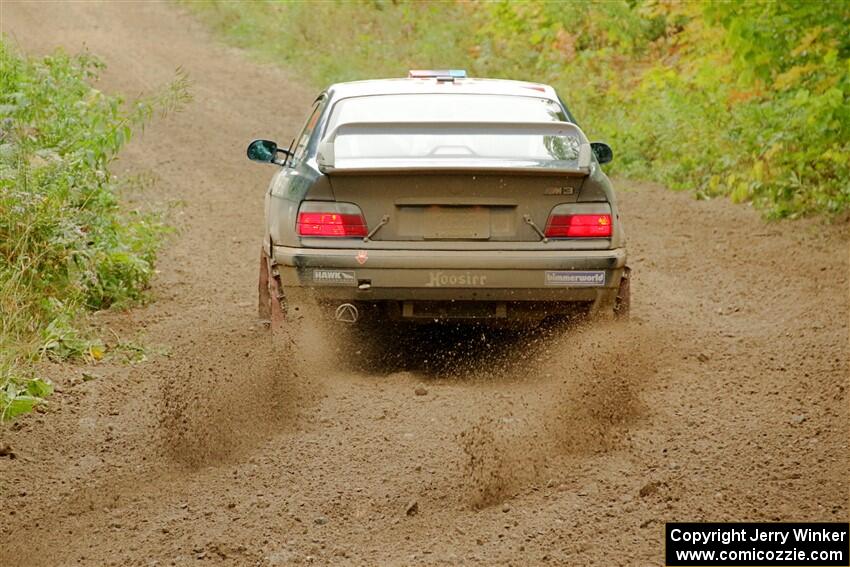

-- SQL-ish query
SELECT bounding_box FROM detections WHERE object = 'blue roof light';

[408,69,467,80]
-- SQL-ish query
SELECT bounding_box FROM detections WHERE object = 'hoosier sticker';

[311,269,357,286]
[545,270,606,287]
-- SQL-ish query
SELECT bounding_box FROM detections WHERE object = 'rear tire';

[614,266,631,320]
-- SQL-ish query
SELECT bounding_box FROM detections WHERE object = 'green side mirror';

[590,142,613,165]
[247,139,280,163]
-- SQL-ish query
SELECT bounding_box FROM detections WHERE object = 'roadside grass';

[0,40,190,420]
[185,0,850,219]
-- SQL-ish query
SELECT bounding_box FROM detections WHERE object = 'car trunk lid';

[327,171,584,242]
[314,120,601,246]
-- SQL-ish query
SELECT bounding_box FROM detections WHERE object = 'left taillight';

[297,202,368,237]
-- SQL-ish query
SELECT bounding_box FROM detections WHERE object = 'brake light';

[297,202,367,237]
[544,214,611,238]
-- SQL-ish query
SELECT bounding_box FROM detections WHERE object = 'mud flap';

[268,265,311,352]
[614,266,631,320]
[269,270,287,334]
[258,249,271,320]
[262,248,300,342]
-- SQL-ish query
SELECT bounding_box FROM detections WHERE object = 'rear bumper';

[272,245,625,306]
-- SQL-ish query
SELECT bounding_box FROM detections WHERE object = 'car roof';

[325,78,560,102]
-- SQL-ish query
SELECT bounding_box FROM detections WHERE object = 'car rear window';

[325,94,566,133]
[322,94,584,170]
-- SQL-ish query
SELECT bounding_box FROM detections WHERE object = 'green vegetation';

[188,0,849,218]
[0,41,189,420]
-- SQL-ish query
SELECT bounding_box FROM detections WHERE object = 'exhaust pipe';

[334,303,359,323]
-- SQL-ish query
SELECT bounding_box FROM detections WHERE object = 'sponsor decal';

[311,269,357,286]
[545,270,606,287]
[356,250,368,265]
[426,271,489,288]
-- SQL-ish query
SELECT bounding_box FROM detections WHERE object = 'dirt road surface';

[1,2,847,566]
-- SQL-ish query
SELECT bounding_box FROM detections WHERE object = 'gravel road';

[1,2,847,566]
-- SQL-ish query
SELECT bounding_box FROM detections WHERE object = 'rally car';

[248,70,629,328]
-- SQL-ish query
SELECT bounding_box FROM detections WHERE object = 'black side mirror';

[590,142,613,165]
[247,139,291,165]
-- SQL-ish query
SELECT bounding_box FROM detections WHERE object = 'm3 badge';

[543,186,576,196]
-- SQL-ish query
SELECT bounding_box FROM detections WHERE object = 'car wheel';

[614,266,631,319]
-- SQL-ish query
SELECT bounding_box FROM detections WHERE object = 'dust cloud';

[157,325,309,468]
[460,320,667,507]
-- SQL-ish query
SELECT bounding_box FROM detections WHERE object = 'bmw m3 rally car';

[248,70,630,327]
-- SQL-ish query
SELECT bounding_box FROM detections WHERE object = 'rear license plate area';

[402,301,507,319]
[422,206,490,239]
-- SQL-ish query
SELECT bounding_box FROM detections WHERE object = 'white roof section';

[326,77,560,102]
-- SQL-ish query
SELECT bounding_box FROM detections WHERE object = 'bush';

[0,40,190,420]
[188,0,849,218]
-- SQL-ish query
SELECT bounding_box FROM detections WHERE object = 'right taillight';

[544,213,612,238]
[297,202,368,237]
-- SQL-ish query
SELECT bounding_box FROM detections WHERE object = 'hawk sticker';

[311,270,357,286]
